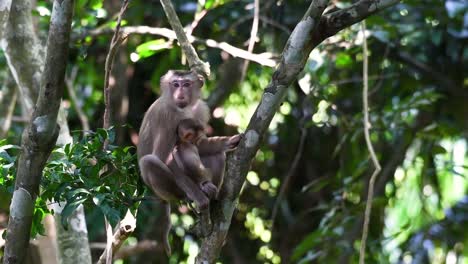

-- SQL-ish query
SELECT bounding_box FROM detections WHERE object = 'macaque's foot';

[200,181,218,199]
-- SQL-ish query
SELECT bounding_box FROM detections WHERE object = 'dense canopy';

[0,0,467,263]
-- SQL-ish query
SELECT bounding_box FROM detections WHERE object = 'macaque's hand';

[200,181,217,199]
[225,133,243,151]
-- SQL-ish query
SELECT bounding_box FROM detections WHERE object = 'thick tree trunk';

[0,0,92,262]
[2,1,75,263]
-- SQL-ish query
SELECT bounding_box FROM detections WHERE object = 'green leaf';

[291,230,323,261]
[335,53,352,69]
[136,39,170,59]
[99,203,121,226]
[60,197,88,228]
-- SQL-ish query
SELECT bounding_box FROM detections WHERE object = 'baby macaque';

[172,118,217,199]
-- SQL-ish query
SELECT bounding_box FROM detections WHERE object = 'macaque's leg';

[201,153,226,191]
[176,144,212,183]
[140,155,209,210]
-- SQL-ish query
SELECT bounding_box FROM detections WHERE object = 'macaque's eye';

[183,82,191,88]
[173,82,180,88]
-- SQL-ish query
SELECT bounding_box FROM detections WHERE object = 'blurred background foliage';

[0,0,467,263]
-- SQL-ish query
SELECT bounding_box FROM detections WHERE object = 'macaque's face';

[170,78,197,108]
[179,127,202,144]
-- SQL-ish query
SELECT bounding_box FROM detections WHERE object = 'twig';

[113,240,158,260]
[0,74,18,138]
[103,0,129,134]
[240,0,260,82]
[230,15,291,35]
[99,1,131,263]
[80,26,277,67]
[271,125,307,229]
[96,211,137,264]
[358,21,381,264]
[65,66,90,133]
[159,0,210,77]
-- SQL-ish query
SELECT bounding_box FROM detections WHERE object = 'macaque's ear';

[197,75,204,87]
[190,70,204,87]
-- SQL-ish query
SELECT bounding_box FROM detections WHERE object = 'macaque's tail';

[163,202,172,256]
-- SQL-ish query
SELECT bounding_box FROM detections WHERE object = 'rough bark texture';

[1,0,42,111]
[1,0,92,261]
[3,0,75,263]
[0,0,12,39]
[0,74,17,138]
[53,205,92,264]
[195,0,401,262]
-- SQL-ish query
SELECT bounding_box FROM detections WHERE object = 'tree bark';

[0,0,12,40]
[1,0,93,262]
[195,0,402,262]
[0,74,17,138]
[3,0,75,263]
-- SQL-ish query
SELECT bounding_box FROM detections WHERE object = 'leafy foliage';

[40,128,144,227]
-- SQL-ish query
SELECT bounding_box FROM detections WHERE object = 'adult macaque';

[137,70,241,255]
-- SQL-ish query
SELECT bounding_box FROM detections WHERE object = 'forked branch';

[159,0,210,77]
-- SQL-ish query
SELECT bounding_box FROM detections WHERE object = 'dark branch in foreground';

[3,0,75,263]
[196,0,402,262]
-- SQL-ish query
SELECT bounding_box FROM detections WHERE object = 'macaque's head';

[161,70,204,108]
[177,119,205,144]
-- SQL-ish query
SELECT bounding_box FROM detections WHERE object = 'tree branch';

[96,211,137,264]
[65,67,90,133]
[320,0,401,41]
[0,73,18,138]
[1,0,43,111]
[3,0,75,263]
[240,0,260,82]
[195,1,330,262]
[98,2,133,263]
[79,26,276,67]
[359,21,381,264]
[196,0,403,262]
[0,0,12,40]
[103,0,129,134]
[159,0,210,76]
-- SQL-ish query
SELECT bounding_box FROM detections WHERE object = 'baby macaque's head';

[177,119,205,144]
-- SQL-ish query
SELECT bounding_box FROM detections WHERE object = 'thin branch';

[271,125,307,229]
[159,0,210,76]
[318,0,401,43]
[240,0,260,82]
[99,1,131,263]
[359,21,381,264]
[0,0,12,40]
[0,74,18,138]
[113,240,158,260]
[96,211,137,264]
[80,26,276,67]
[65,67,90,133]
[230,15,291,35]
[103,0,129,134]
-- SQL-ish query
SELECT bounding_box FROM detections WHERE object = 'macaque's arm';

[196,136,230,155]
[196,134,243,155]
